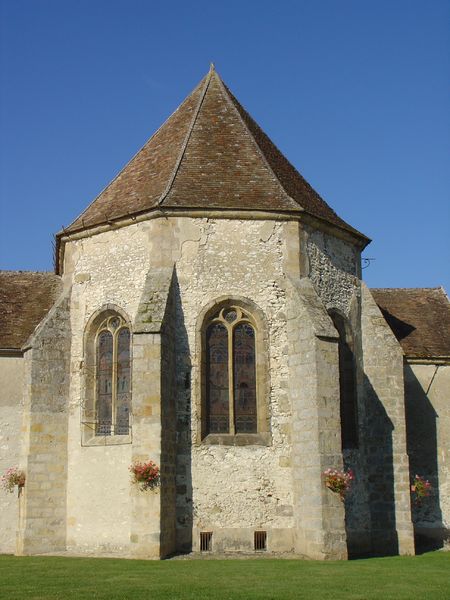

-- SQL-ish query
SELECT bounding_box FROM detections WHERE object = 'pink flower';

[129,460,160,491]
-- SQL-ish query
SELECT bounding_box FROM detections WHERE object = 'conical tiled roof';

[64,66,367,241]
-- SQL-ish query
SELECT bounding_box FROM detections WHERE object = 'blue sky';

[1,0,449,291]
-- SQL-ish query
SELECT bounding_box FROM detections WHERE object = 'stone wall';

[64,223,151,555]
[0,356,24,553]
[305,226,371,556]
[305,227,360,317]
[285,277,347,559]
[11,212,448,559]
[404,362,450,551]
[173,218,296,553]
[58,216,369,558]
[159,291,177,557]
[17,290,71,555]
[360,285,414,556]
[62,218,291,555]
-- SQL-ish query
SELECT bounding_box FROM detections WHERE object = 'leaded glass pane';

[116,328,131,435]
[206,323,229,433]
[233,323,257,433]
[96,330,113,435]
[224,309,237,323]
[109,317,120,330]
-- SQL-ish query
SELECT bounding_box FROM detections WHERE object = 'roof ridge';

[372,287,443,291]
[0,270,59,276]
[158,70,213,207]
[214,73,301,213]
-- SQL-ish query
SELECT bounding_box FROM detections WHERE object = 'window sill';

[201,432,271,446]
[81,432,132,447]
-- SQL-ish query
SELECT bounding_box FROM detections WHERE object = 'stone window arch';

[198,298,270,445]
[328,309,358,449]
[82,305,132,445]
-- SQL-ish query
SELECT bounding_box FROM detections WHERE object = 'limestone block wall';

[171,218,295,552]
[305,227,371,556]
[59,215,371,558]
[63,224,152,554]
[129,332,163,558]
[404,362,450,550]
[361,285,414,556]
[0,356,24,554]
[63,221,178,556]
[159,297,177,557]
[17,291,71,555]
[285,277,347,559]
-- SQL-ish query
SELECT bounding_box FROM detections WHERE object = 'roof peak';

[62,70,368,246]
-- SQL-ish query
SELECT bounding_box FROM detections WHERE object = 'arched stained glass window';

[204,306,257,436]
[116,328,131,435]
[233,323,256,433]
[95,315,131,436]
[97,331,113,435]
[206,323,229,433]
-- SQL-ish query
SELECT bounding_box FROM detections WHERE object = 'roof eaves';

[0,348,23,357]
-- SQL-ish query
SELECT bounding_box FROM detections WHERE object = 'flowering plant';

[411,475,431,504]
[323,468,354,501]
[1,467,26,493]
[129,460,160,491]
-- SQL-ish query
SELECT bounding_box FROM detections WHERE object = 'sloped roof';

[0,271,62,352]
[371,287,450,359]
[64,67,367,243]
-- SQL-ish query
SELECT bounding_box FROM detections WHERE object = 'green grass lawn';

[0,552,448,600]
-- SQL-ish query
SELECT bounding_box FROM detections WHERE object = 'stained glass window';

[96,331,113,435]
[206,323,229,433]
[116,328,131,435]
[204,305,258,436]
[233,323,257,433]
[95,316,131,436]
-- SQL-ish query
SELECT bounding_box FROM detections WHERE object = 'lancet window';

[205,306,258,435]
[95,314,131,436]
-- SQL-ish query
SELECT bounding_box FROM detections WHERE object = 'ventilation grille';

[254,530,267,551]
[200,531,212,552]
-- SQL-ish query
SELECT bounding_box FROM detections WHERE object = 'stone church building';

[1,67,449,560]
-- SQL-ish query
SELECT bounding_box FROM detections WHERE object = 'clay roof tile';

[64,68,368,243]
[0,271,62,352]
[371,287,450,359]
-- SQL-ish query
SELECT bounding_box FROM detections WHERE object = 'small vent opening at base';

[254,530,267,551]
[200,531,213,552]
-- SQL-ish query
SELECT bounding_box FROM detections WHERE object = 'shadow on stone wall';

[160,269,178,557]
[343,448,371,559]
[171,268,193,554]
[345,375,399,558]
[404,364,446,553]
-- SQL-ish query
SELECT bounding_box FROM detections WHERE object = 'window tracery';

[204,305,258,436]
[95,314,131,436]
[82,307,132,445]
